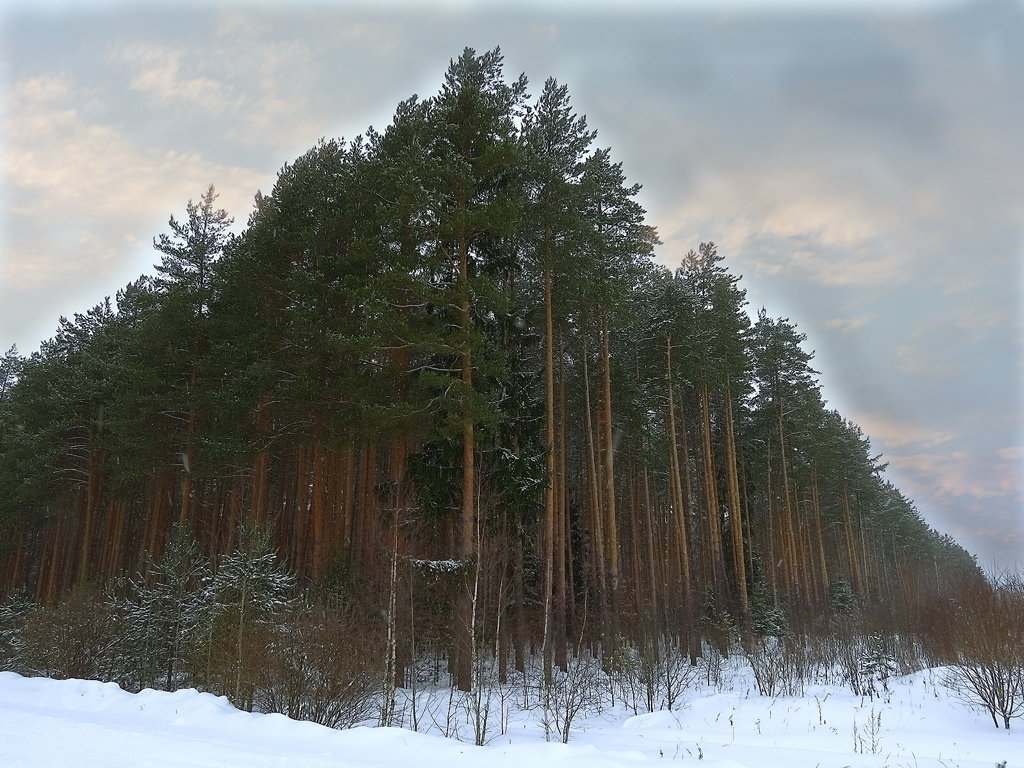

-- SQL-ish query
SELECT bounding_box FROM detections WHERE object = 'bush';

[943,581,1024,729]
[541,652,602,743]
[745,636,808,698]
[252,604,382,728]
[611,639,699,713]
[16,587,122,681]
[0,590,34,671]
[191,523,296,709]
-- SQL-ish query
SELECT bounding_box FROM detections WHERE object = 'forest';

[0,48,1006,723]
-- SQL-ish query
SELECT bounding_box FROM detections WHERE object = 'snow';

[1,665,1021,768]
[404,557,465,574]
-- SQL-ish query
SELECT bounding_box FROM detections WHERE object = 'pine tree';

[747,311,822,621]
[523,76,595,676]
[577,146,657,646]
[153,185,233,316]
[416,47,528,691]
[0,346,21,403]
[0,589,34,670]
[677,243,750,629]
[152,186,233,526]
[122,525,209,690]
[198,523,295,707]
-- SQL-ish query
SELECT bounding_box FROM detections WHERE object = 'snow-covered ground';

[0,667,1019,768]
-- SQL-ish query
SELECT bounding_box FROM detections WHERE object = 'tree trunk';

[542,266,556,682]
[811,471,829,599]
[178,367,199,526]
[252,394,272,526]
[665,338,694,653]
[841,484,862,595]
[581,329,608,638]
[78,440,104,586]
[556,334,571,668]
[699,380,725,603]
[455,231,475,693]
[723,377,749,634]
[600,315,620,640]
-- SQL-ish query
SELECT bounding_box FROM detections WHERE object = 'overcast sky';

[2,0,1021,572]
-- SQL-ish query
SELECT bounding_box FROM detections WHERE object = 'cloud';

[887,454,1024,574]
[109,34,332,153]
[825,315,875,333]
[857,413,955,449]
[639,3,1023,310]
[221,39,327,148]
[998,446,1024,462]
[890,299,1023,384]
[655,169,916,289]
[118,43,231,114]
[952,305,1009,337]
[891,345,960,381]
[1,71,266,348]
[4,72,263,234]
[214,8,273,39]
[889,450,1023,501]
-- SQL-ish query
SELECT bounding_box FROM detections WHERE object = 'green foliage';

[195,522,296,708]
[153,184,233,319]
[676,241,750,388]
[750,582,789,639]
[119,526,209,690]
[830,578,859,618]
[0,346,21,403]
[858,633,898,698]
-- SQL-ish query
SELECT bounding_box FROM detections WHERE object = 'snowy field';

[1,666,1019,768]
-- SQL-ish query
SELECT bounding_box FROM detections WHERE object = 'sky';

[1,0,1021,572]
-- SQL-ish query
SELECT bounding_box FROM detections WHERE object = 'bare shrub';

[16,587,121,681]
[943,580,1024,729]
[745,636,808,698]
[802,633,849,687]
[541,651,602,743]
[252,605,382,729]
[612,640,699,713]
[888,633,927,677]
[461,655,500,745]
[608,641,652,714]
[699,644,724,689]
[398,649,449,732]
[826,632,875,697]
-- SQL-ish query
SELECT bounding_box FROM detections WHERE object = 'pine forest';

[0,49,1008,724]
